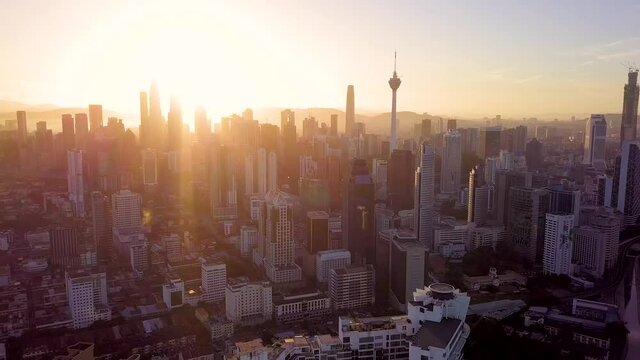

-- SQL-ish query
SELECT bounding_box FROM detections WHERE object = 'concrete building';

[273,291,331,324]
[613,141,640,226]
[543,214,574,275]
[162,234,182,263]
[441,130,462,194]
[225,277,272,325]
[66,271,110,329]
[414,143,435,250]
[67,150,85,217]
[111,190,142,232]
[573,227,607,278]
[162,278,185,309]
[509,187,550,263]
[262,190,302,283]
[142,149,158,186]
[329,264,375,310]
[389,239,428,312]
[583,114,607,170]
[470,226,507,250]
[306,211,329,254]
[239,225,258,257]
[201,259,226,303]
[467,166,488,226]
[315,249,351,283]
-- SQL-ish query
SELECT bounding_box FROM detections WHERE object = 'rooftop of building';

[410,318,462,350]
[340,315,408,332]
[316,248,350,256]
[331,264,374,276]
[273,290,328,304]
[307,210,329,219]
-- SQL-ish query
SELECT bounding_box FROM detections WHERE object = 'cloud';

[569,37,640,62]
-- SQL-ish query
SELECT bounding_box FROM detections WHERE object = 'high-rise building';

[66,271,110,329]
[414,143,435,250]
[111,190,142,232]
[389,238,428,312]
[91,191,110,259]
[74,113,88,149]
[346,85,355,136]
[195,106,210,142]
[210,141,239,219]
[620,69,639,145]
[388,53,401,152]
[387,149,415,212]
[372,158,388,201]
[509,187,549,263]
[262,190,302,283]
[447,119,457,131]
[50,227,80,268]
[613,141,640,226]
[142,149,158,186]
[67,150,85,217]
[315,249,351,283]
[148,83,163,149]
[330,114,338,136]
[573,227,607,278]
[543,214,574,275]
[61,114,76,150]
[201,259,227,303]
[16,111,27,143]
[139,92,149,147]
[513,125,527,154]
[307,211,329,254]
[88,104,103,132]
[495,170,532,226]
[329,264,375,310]
[580,207,621,271]
[421,118,431,140]
[441,130,462,194]
[548,184,581,226]
[583,114,607,170]
[167,97,183,150]
[467,166,488,225]
[525,138,544,170]
[343,159,375,264]
[479,126,501,159]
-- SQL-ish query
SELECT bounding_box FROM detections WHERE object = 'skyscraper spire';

[389,53,401,151]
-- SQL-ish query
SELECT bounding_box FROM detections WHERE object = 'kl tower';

[388,52,401,152]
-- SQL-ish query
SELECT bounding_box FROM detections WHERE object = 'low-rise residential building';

[273,290,331,324]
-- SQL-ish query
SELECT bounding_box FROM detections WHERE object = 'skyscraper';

[441,130,462,194]
[67,150,85,217]
[330,114,338,136]
[148,82,163,149]
[414,143,435,250]
[61,114,75,150]
[74,113,88,149]
[467,166,488,226]
[88,104,103,132]
[613,141,640,226]
[479,126,501,159]
[543,213,574,275]
[167,97,183,150]
[16,110,27,143]
[421,118,431,141]
[513,125,527,154]
[583,114,607,170]
[91,191,111,259]
[194,106,210,142]
[343,159,375,264]
[525,138,544,170]
[387,149,415,212]
[388,53,401,152]
[142,149,158,186]
[346,85,355,136]
[620,69,639,145]
[139,92,149,147]
[262,190,302,283]
[509,187,550,263]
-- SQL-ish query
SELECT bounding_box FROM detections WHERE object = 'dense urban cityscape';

[1,1,640,360]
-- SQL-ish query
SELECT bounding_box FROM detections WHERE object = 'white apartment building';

[543,213,575,275]
[262,190,302,283]
[225,277,272,325]
[201,259,226,303]
[66,271,110,329]
[315,249,351,283]
[273,291,331,324]
[470,226,506,250]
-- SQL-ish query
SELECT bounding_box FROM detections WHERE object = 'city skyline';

[1,0,640,121]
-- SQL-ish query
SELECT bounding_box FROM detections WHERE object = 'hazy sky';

[1,0,639,120]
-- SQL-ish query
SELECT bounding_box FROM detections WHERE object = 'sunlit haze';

[2,0,640,121]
